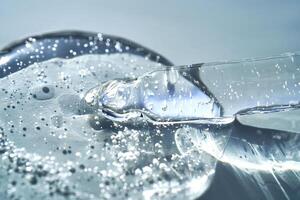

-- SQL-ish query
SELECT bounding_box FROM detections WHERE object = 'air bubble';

[31,85,55,100]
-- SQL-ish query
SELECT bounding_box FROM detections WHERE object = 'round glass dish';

[0,31,222,200]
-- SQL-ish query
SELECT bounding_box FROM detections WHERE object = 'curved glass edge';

[0,30,173,78]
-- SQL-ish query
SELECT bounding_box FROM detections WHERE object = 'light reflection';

[0,56,10,65]
[200,138,300,172]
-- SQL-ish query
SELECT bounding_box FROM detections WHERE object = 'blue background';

[1,0,300,65]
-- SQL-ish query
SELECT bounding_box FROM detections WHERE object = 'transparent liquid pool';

[0,54,225,200]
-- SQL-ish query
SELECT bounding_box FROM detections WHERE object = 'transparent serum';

[89,53,300,126]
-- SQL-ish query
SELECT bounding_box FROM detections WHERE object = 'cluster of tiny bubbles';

[0,49,218,200]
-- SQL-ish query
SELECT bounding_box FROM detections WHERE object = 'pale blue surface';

[0,0,300,65]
